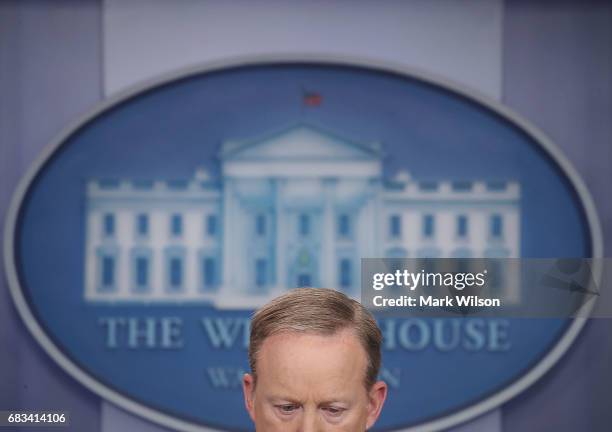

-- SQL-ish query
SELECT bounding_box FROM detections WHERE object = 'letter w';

[206,367,244,388]
[201,318,245,348]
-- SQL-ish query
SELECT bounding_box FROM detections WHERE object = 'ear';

[365,380,388,430]
[242,373,256,422]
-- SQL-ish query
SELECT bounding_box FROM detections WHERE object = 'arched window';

[422,214,435,238]
[131,247,152,292]
[489,214,503,238]
[96,246,119,292]
[299,213,310,236]
[199,249,220,292]
[170,213,183,237]
[164,246,186,292]
[339,258,352,289]
[135,213,149,237]
[255,258,267,289]
[206,214,217,236]
[389,214,402,238]
[102,213,115,237]
[456,214,468,238]
[337,213,351,238]
[255,213,266,236]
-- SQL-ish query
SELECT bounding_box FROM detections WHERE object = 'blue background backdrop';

[1,1,611,431]
[14,64,592,430]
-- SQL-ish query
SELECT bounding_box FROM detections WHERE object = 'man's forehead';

[258,329,366,372]
[255,328,368,400]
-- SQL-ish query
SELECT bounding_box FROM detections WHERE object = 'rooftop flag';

[303,91,322,107]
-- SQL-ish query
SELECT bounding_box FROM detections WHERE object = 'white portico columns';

[274,178,287,291]
[222,178,236,294]
[320,178,338,288]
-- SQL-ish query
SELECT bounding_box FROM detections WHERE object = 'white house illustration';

[84,123,520,308]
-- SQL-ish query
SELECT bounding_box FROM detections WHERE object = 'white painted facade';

[84,124,520,307]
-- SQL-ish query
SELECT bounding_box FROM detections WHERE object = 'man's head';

[243,288,387,431]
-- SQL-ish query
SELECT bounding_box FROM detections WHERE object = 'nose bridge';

[299,405,321,432]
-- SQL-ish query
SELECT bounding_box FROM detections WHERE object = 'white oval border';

[3,54,604,432]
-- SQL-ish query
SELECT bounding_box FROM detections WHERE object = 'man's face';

[242,328,387,432]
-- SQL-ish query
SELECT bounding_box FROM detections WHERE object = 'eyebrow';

[267,395,301,403]
[267,395,351,405]
[318,399,351,407]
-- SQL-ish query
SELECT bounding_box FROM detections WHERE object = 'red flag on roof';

[303,91,322,107]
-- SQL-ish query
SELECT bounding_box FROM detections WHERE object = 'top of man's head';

[248,287,382,390]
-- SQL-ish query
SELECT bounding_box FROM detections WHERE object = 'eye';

[275,404,299,415]
[322,406,346,418]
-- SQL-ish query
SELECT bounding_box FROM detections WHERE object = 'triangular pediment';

[220,124,382,161]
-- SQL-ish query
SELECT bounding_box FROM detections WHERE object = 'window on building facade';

[101,255,115,290]
[103,213,115,237]
[422,214,435,237]
[490,214,503,238]
[203,257,216,289]
[255,258,267,287]
[337,214,350,238]
[171,214,183,236]
[135,256,149,290]
[451,181,472,191]
[299,213,310,236]
[419,181,438,191]
[297,273,311,287]
[256,213,266,236]
[136,213,149,236]
[390,214,402,238]
[169,257,183,289]
[456,214,468,238]
[339,258,352,288]
[206,214,216,236]
[486,181,507,191]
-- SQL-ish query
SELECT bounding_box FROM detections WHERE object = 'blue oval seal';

[4,56,602,431]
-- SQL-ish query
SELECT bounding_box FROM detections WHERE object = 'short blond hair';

[248,287,382,390]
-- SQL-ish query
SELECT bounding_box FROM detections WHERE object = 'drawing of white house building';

[84,124,520,308]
